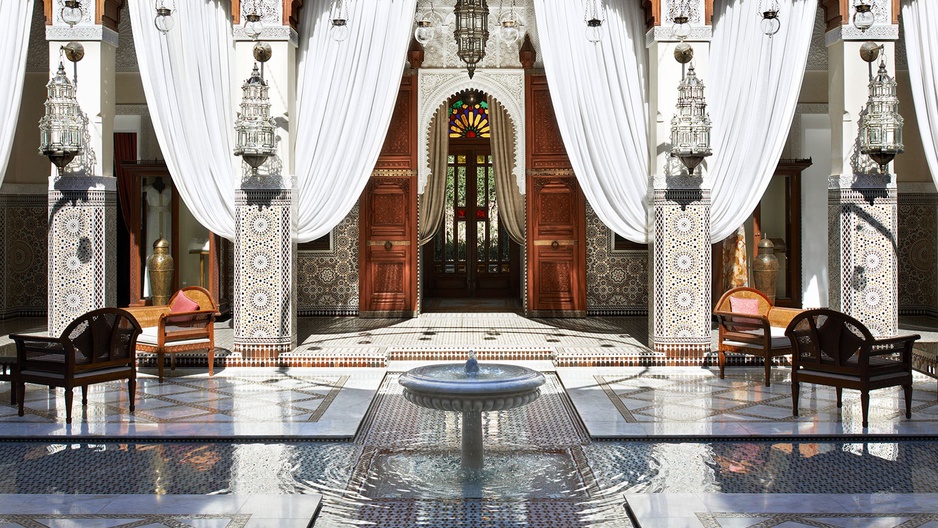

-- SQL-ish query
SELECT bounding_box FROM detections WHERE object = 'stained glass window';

[449,99,490,139]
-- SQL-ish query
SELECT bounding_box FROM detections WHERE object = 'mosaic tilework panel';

[0,195,46,318]
[829,185,898,337]
[585,204,648,315]
[234,189,296,354]
[652,189,711,354]
[47,190,116,335]
[298,204,359,315]
[898,194,938,316]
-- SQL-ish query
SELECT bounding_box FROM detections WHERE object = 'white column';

[647,22,714,358]
[45,6,118,335]
[232,17,298,358]
[827,19,900,337]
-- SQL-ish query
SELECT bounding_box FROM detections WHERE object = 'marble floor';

[0,313,936,527]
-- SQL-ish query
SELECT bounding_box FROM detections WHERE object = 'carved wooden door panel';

[359,176,417,315]
[359,75,418,316]
[525,74,586,316]
[527,177,586,314]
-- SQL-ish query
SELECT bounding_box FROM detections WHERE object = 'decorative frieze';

[233,188,297,357]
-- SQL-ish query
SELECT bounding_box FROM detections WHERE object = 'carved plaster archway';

[417,69,525,194]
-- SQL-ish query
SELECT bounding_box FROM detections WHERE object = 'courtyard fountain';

[398,351,546,470]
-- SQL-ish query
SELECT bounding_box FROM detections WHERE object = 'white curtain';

[708,0,817,242]
[0,0,33,186]
[532,0,650,243]
[902,0,938,185]
[294,0,417,242]
[129,0,237,240]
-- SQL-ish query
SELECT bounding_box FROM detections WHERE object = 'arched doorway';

[423,91,522,303]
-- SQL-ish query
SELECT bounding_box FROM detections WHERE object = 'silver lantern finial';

[670,50,712,175]
[39,45,85,175]
[858,52,903,174]
[234,44,277,178]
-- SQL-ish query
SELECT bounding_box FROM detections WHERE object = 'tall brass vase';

[147,238,174,306]
[752,238,779,304]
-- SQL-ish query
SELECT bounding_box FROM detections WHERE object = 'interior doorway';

[423,146,521,300]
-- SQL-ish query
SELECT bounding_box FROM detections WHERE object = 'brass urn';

[147,238,174,306]
[752,238,779,304]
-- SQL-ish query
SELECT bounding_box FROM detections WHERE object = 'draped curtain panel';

[488,95,525,244]
[532,0,650,243]
[708,0,817,242]
[0,0,33,186]
[902,0,938,185]
[129,0,237,240]
[294,0,418,243]
[418,106,449,246]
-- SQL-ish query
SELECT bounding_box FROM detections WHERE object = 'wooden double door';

[423,146,520,298]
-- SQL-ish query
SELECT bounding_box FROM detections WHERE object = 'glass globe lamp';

[61,0,83,27]
[853,1,874,31]
[585,18,604,44]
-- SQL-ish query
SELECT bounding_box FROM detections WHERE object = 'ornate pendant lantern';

[454,0,490,79]
[234,44,277,178]
[670,47,712,174]
[858,53,903,173]
[39,45,85,174]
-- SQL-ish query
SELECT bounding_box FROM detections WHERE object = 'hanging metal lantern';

[454,0,490,79]
[670,60,712,174]
[39,61,84,172]
[234,44,276,177]
[858,59,903,173]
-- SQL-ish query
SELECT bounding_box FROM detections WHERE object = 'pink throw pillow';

[170,293,200,313]
[729,296,761,315]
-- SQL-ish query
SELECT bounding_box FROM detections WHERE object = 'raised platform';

[626,493,938,528]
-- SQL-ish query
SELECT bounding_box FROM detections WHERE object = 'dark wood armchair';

[10,308,142,424]
[129,286,218,383]
[713,287,803,386]
[785,308,919,428]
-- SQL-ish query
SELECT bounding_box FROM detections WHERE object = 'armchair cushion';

[730,296,761,315]
[170,293,200,313]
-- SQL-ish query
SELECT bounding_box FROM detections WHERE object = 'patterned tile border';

[0,514,251,527]
[595,371,938,426]
[695,512,938,528]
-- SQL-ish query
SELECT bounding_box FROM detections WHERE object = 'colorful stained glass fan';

[449,99,490,139]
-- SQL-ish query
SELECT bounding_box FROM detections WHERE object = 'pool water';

[2,374,937,527]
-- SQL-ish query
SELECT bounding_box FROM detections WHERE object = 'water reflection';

[3,440,938,526]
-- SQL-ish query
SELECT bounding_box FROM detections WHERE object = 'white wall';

[800,113,831,308]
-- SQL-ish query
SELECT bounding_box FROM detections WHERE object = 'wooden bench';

[125,286,218,383]
[713,287,803,386]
